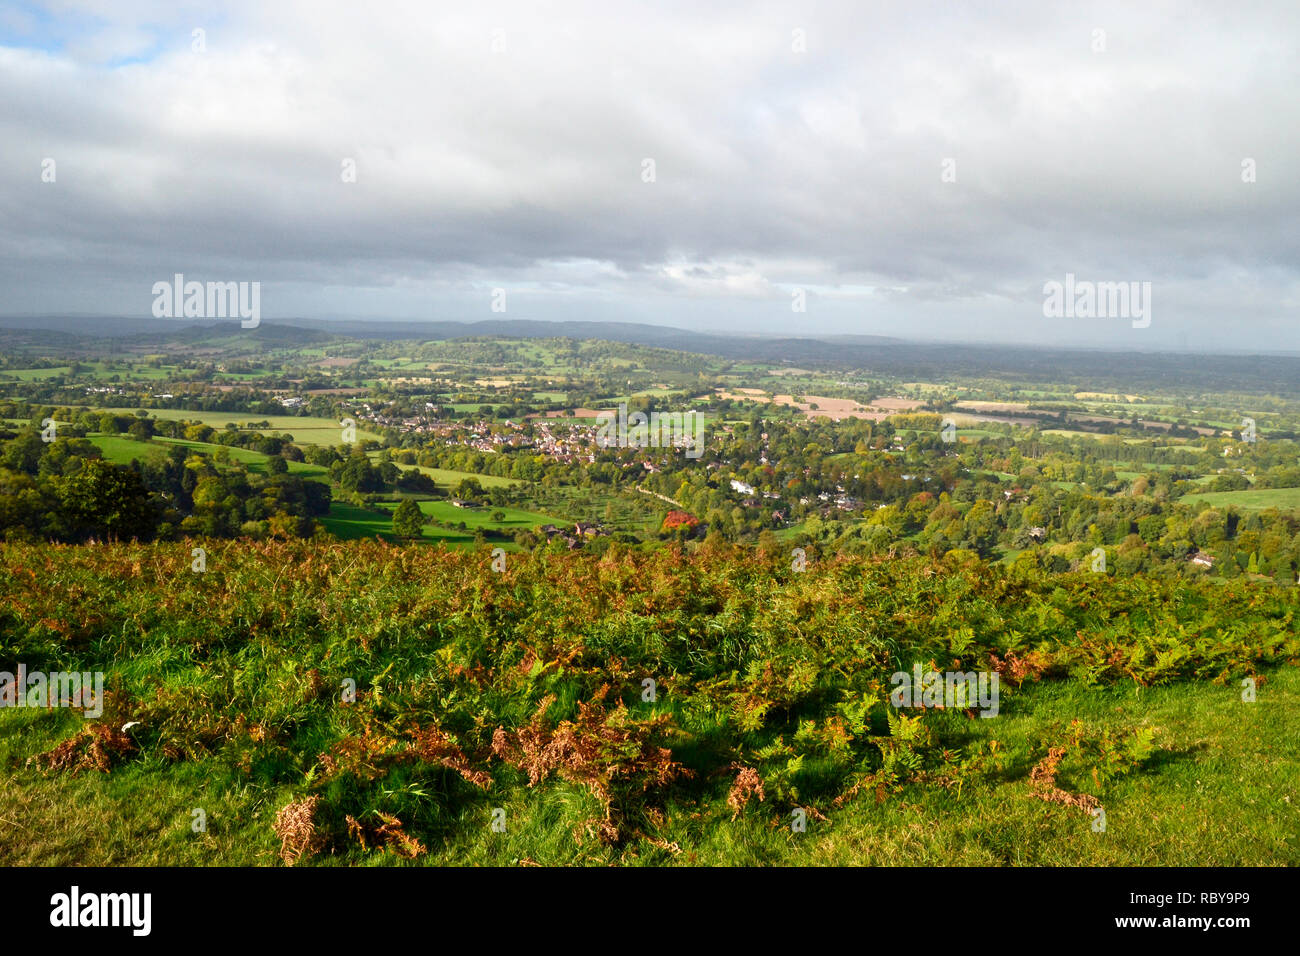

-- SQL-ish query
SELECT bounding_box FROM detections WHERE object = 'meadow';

[89,434,330,478]
[83,408,382,446]
[1179,487,1300,512]
[319,499,562,545]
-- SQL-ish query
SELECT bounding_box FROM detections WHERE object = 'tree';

[454,477,484,500]
[339,455,382,493]
[57,459,155,541]
[392,499,424,540]
[396,470,437,494]
[961,500,1000,556]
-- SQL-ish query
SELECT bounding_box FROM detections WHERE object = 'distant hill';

[2,314,1299,394]
[0,314,901,353]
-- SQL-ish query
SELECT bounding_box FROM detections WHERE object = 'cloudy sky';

[2,0,1297,350]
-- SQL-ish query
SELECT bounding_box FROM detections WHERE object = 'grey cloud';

[0,0,1297,350]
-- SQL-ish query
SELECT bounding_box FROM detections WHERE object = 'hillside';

[1,540,1295,866]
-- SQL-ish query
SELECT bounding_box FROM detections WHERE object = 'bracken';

[273,796,324,866]
[29,723,136,775]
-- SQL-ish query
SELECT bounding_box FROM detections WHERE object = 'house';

[1190,552,1214,569]
[730,479,756,495]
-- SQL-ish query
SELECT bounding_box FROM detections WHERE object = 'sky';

[1,0,1297,351]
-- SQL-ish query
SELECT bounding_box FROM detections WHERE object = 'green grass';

[89,434,262,467]
[81,408,381,446]
[789,671,1298,866]
[86,434,175,465]
[414,499,560,530]
[386,461,520,489]
[319,498,562,545]
[87,434,329,478]
[317,501,399,541]
[1180,487,1300,512]
[0,366,73,381]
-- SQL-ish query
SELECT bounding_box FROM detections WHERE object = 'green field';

[416,499,561,530]
[1,363,178,382]
[83,408,381,446]
[319,498,562,545]
[89,434,524,498]
[317,501,400,541]
[388,461,520,489]
[87,434,177,465]
[1180,486,1300,512]
[87,434,330,478]
[89,434,261,467]
[0,366,73,380]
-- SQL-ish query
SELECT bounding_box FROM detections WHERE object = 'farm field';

[89,434,260,467]
[88,434,330,478]
[1179,487,1300,512]
[319,499,561,544]
[386,461,521,489]
[413,499,560,530]
[81,408,382,445]
[0,366,74,381]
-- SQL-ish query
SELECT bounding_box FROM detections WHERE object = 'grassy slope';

[88,434,329,478]
[80,408,381,446]
[3,669,1292,866]
[384,460,520,489]
[0,542,1296,866]
[319,499,562,546]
